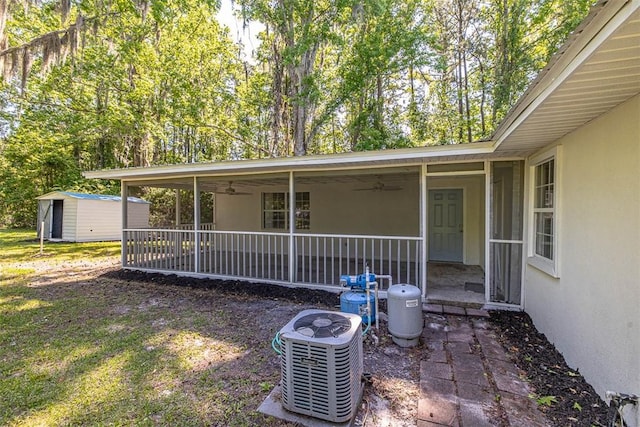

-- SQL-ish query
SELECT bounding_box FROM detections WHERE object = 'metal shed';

[36,191,150,242]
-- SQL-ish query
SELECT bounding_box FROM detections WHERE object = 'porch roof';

[84,141,519,182]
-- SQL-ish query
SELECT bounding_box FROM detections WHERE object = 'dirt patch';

[106,269,421,426]
[489,311,609,426]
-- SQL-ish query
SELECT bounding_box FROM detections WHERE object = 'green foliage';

[0,0,595,227]
[536,395,558,407]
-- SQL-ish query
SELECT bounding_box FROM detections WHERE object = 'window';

[262,192,310,230]
[534,158,554,259]
[528,147,560,277]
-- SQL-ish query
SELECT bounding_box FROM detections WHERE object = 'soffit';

[495,3,640,153]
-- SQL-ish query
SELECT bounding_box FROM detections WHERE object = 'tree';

[0,0,596,227]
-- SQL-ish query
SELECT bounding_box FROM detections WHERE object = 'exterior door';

[52,200,63,239]
[429,189,463,262]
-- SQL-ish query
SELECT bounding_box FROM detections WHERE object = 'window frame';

[527,146,561,278]
[262,191,310,231]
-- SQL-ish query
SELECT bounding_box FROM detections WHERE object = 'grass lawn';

[0,228,121,265]
[0,229,295,426]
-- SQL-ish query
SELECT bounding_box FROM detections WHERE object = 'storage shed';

[36,191,150,242]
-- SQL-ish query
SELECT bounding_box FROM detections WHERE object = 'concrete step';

[426,298,484,309]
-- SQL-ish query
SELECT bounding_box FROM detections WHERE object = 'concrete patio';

[426,263,486,308]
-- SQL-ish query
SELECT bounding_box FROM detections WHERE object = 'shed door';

[429,189,463,262]
[52,200,63,239]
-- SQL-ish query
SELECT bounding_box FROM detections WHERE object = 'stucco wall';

[214,173,487,270]
[215,176,421,236]
[524,94,640,413]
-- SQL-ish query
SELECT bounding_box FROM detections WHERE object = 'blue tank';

[340,291,376,324]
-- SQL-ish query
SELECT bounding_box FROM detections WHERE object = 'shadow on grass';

[0,271,316,426]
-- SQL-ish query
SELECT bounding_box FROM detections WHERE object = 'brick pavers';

[418,312,550,426]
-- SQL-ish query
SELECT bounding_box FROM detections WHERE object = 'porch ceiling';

[129,170,422,191]
[494,2,640,153]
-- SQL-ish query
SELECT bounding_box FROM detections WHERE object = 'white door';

[429,189,463,262]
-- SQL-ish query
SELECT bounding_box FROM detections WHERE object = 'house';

[84,0,640,422]
[36,191,150,242]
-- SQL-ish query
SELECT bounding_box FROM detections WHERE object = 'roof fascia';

[36,191,64,200]
[84,141,495,181]
[492,0,637,148]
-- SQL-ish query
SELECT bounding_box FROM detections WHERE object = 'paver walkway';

[418,305,550,427]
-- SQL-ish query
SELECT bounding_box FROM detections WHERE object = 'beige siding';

[75,200,149,241]
[524,94,640,407]
[61,199,78,241]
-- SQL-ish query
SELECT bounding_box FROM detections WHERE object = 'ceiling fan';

[213,181,251,196]
[354,179,402,192]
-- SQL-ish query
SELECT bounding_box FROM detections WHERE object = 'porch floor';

[426,262,485,308]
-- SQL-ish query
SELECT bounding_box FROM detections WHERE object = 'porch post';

[212,193,216,230]
[420,163,428,299]
[121,181,128,268]
[175,189,181,228]
[484,160,491,304]
[288,171,295,284]
[193,177,201,273]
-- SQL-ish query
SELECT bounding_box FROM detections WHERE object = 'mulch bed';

[103,269,339,308]
[489,311,610,426]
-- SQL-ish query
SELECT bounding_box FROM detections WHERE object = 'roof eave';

[492,0,638,149]
[83,141,496,181]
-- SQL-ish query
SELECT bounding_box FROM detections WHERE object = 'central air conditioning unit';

[279,309,363,423]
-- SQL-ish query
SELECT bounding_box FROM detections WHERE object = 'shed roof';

[37,191,150,204]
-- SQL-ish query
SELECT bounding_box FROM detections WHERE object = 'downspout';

[288,171,295,284]
[193,177,201,274]
[121,181,129,268]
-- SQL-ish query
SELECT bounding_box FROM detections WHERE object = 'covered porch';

[94,147,525,308]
